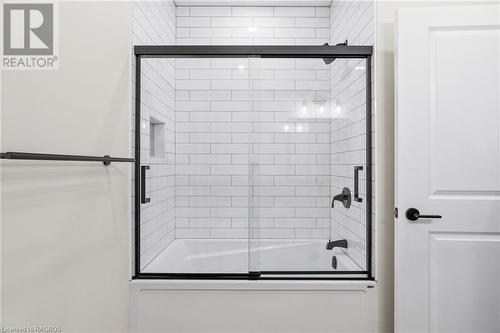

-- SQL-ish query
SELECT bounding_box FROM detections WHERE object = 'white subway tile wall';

[176,6,330,46]
[329,1,374,271]
[175,6,334,241]
[132,0,176,270]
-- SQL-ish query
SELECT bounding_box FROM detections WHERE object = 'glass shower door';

[134,48,372,279]
[248,57,370,276]
[137,56,252,275]
[135,57,177,275]
[329,57,372,275]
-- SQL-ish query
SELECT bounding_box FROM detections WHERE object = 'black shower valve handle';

[331,187,351,209]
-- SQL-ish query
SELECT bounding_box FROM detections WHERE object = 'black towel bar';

[0,151,135,166]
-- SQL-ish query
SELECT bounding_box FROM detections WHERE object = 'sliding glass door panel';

[138,57,251,274]
[248,57,369,274]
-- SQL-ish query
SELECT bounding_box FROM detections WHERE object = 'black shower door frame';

[133,45,373,281]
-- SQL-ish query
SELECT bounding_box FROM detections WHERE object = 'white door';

[395,5,500,333]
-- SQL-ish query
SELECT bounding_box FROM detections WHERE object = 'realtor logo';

[2,2,58,69]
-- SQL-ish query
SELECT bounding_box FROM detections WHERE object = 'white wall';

[132,0,177,271]
[1,2,131,331]
[329,0,374,271]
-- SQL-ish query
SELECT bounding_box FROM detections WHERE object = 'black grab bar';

[0,151,135,166]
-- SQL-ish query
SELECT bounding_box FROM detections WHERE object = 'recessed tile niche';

[149,117,165,159]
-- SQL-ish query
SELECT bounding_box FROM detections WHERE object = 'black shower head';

[323,57,335,65]
[322,43,335,65]
[322,40,348,65]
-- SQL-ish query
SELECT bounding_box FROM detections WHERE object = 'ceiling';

[174,0,333,6]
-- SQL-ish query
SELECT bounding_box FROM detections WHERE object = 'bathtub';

[131,239,375,332]
[142,239,363,273]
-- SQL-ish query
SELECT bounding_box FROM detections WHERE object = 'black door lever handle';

[405,208,442,221]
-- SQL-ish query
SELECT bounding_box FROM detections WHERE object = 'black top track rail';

[0,152,135,166]
[134,45,373,58]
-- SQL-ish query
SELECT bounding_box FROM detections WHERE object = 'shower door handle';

[141,165,150,204]
[354,166,363,202]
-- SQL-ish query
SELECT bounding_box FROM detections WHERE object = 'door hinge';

[394,207,398,218]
